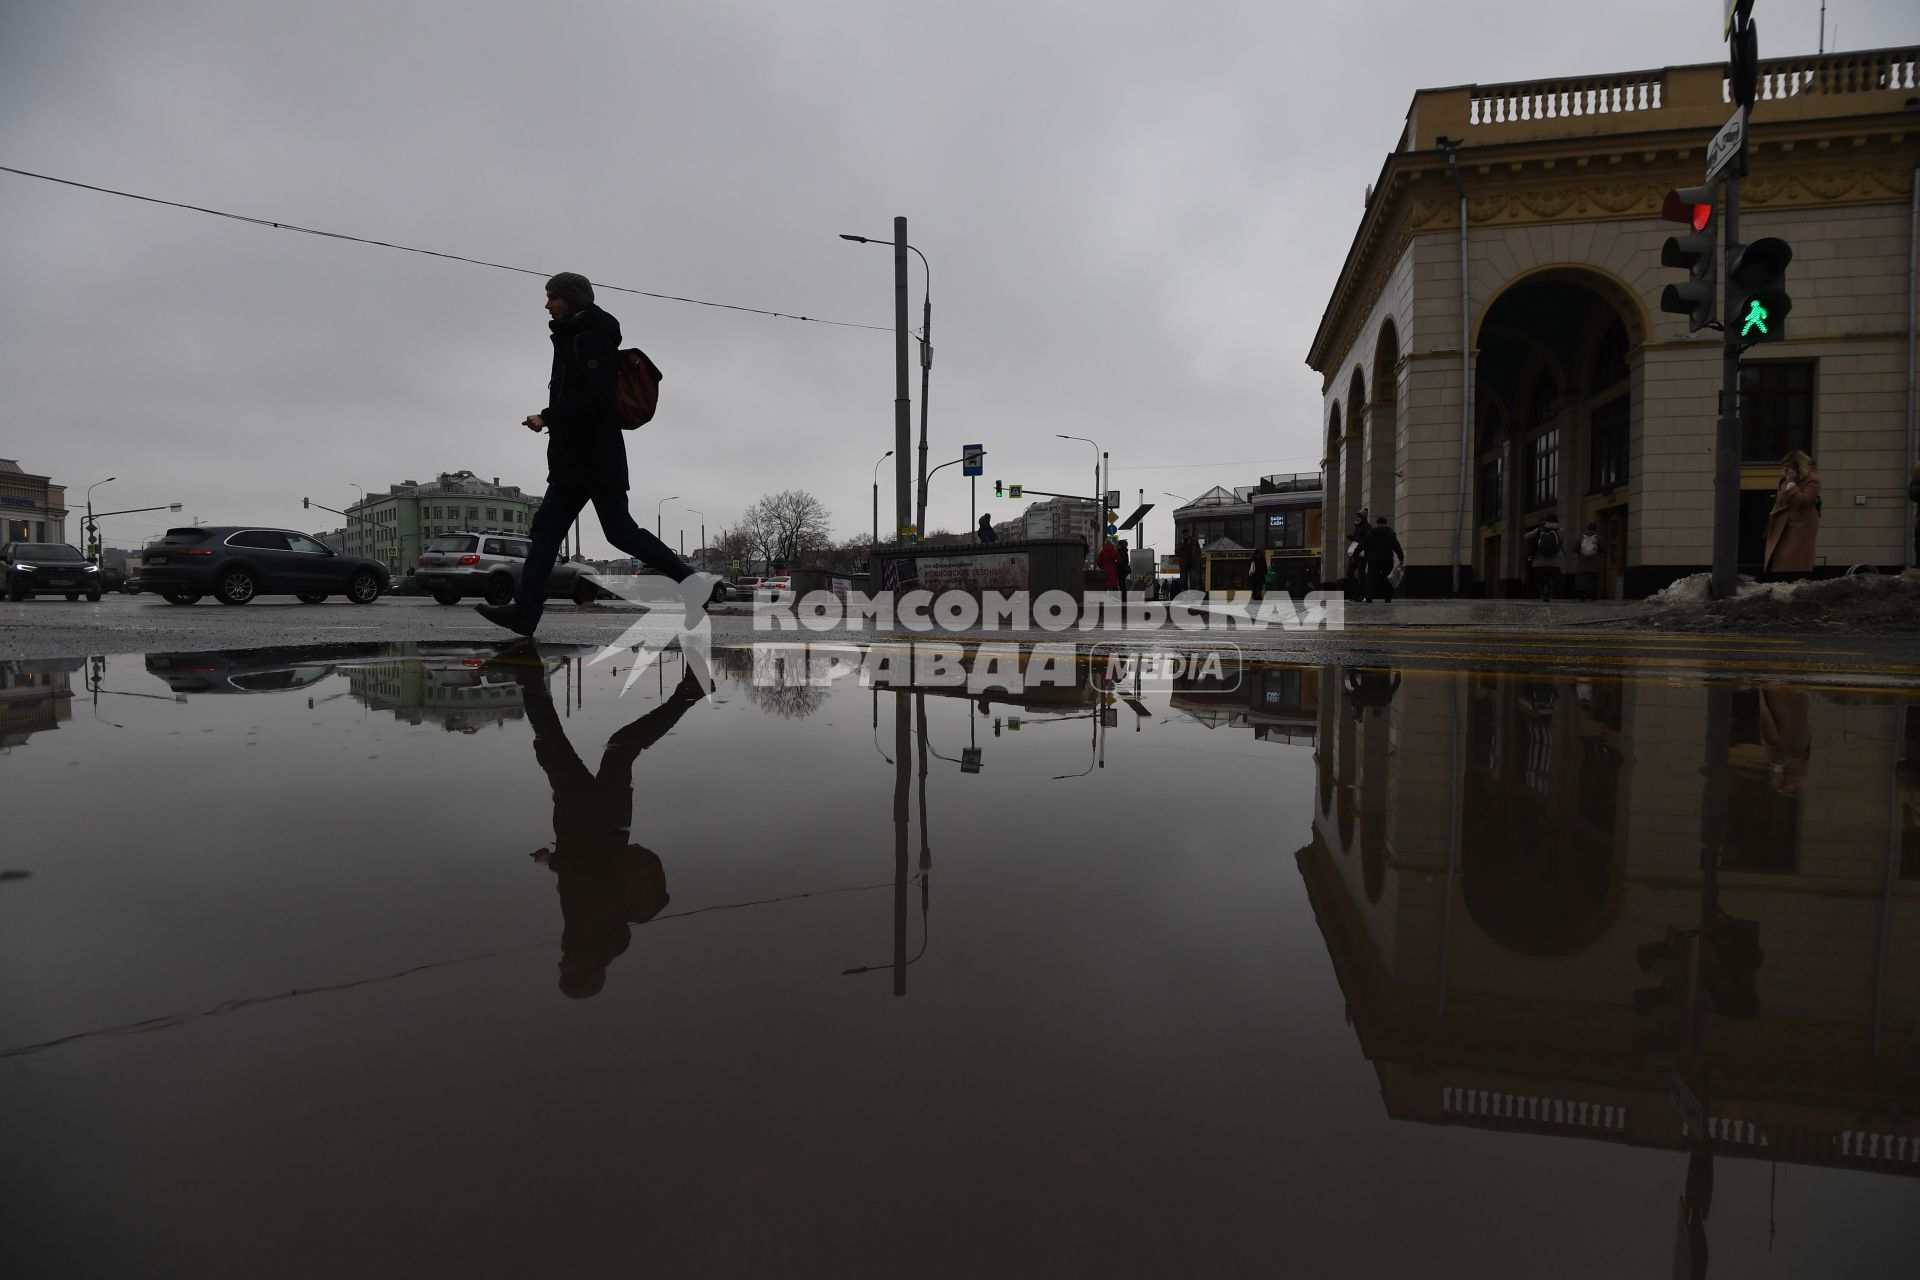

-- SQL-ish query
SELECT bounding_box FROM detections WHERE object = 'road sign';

[961,748,982,773]
[1009,484,1023,499]
[899,522,917,538]
[1704,106,1745,185]
[1105,490,1120,509]
[962,444,985,477]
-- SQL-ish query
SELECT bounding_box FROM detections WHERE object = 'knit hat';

[545,272,594,309]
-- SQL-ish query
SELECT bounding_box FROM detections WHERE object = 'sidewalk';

[1324,597,1646,628]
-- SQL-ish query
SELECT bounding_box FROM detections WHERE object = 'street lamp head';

[168,503,183,512]
[839,234,872,243]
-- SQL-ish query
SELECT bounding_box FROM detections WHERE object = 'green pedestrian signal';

[1740,299,1769,337]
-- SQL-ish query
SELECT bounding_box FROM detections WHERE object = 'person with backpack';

[478,272,716,637]
[1525,513,1565,602]
[1575,522,1604,600]
[1360,515,1405,604]
[977,513,999,545]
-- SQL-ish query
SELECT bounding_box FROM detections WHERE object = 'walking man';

[1525,513,1565,602]
[1361,516,1405,604]
[479,272,717,637]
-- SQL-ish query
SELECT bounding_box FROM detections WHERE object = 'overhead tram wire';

[0,164,893,334]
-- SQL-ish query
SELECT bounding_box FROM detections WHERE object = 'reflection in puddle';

[2,642,1916,1274]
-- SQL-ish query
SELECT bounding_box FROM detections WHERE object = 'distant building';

[1018,495,1100,562]
[0,459,68,545]
[342,471,540,573]
[1171,473,1324,592]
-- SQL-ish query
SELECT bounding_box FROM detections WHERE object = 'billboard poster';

[915,552,1029,594]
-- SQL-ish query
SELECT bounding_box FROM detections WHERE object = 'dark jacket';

[542,304,628,490]
[1364,523,1404,568]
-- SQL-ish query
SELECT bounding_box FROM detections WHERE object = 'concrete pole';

[895,217,912,544]
[1712,172,1743,599]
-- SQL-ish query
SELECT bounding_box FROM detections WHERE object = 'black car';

[130,526,389,606]
[2,541,105,601]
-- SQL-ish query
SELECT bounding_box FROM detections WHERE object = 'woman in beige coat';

[1763,450,1821,576]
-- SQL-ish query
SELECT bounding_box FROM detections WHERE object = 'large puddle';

[4,643,1918,1275]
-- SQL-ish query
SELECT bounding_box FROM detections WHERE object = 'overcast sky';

[3,0,1913,559]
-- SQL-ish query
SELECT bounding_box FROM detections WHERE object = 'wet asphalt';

[6,592,1918,688]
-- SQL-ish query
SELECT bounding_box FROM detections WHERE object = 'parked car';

[413,532,611,606]
[3,541,105,601]
[144,644,387,694]
[760,575,792,602]
[128,527,389,606]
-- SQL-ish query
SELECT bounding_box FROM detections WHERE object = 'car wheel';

[215,567,258,605]
[162,591,202,606]
[709,582,726,606]
[432,590,461,606]
[6,586,25,602]
[572,579,599,606]
[484,575,516,607]
[87,590,102,602]
[297,592,328,604]
[346,571,382,604]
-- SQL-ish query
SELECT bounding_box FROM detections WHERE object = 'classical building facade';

[1303,664,1919,1191]
[0,459,68,546]
[1308,48,1919,596]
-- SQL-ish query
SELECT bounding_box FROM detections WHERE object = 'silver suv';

[414,532,606,606]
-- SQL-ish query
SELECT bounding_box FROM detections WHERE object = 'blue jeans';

[517,485,692,613]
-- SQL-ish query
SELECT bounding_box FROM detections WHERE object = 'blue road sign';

[962,444,985,477]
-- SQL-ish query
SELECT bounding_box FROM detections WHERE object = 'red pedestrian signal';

[1659,185,1719,334]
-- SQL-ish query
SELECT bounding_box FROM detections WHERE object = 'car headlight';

[83,564,100,572]
[13,564,32,572]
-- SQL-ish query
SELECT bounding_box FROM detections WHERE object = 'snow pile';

[1634,569,1920,633]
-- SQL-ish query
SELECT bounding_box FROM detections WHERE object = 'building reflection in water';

[0,657,79,752]
[1303,664,1920,1270]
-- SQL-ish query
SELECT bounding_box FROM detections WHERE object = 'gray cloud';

[4,0,1913,556]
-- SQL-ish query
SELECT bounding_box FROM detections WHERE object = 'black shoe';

[475,601,539,637]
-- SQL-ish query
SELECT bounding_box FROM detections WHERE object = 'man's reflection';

[498,644,706,998]
[1343,666,1400,722]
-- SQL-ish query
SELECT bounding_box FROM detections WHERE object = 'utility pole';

[894,217,912,545]
[914,258,932,544]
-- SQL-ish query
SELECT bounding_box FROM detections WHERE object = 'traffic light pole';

[1712,170,1744,601]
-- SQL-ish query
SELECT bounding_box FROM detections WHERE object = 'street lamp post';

[871,448,893,568]
[685,507,704,572]
[1058,434,1100,562]
[84,477,116,562]
[656,494,679,541]
[842,230,928,542]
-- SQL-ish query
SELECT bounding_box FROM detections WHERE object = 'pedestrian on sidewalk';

[1360,516,1405,604]
[977,513,999,544]
[1346,509,1371,599]
[1098,536,1124,596]
[1575,522,1604,601]
[1763,450,1822,580]
[1246,550,1268,602]
[1908,460,1920,567]
[478,272,715,638]
[1525,513,1564,602]
[1176,528,1200,594]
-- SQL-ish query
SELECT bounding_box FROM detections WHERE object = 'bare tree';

[715,526,758,576]
[741,490,833,569]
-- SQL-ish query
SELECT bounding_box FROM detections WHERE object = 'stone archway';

[1472,268,1645,595]
[1324,402,1345,570]
[1344,368,1367,537]
[1368,321,1401,524]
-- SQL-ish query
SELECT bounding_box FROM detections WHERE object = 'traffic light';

[1633,925,1691,1071]
[994,480,1003,497]
[1699,912,1763,1019]
[1659,186,1719,333]
[1728,238,1792,344]
[302,497,310,508]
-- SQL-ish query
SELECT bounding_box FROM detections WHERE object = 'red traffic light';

[1662,187,1714,232]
